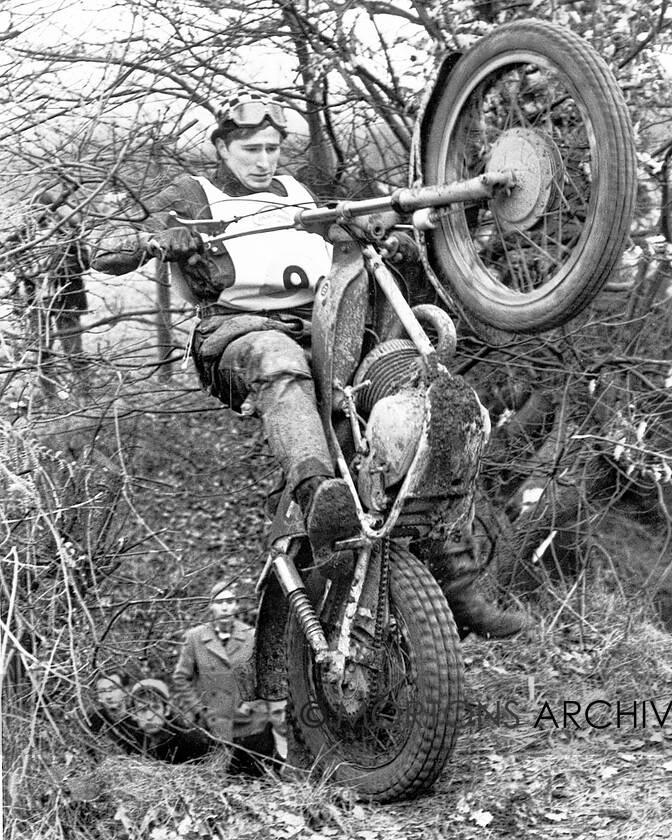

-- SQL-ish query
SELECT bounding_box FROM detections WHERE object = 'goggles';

[221,99,288,131]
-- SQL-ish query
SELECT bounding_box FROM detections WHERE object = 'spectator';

[3,186,90,395]
[83,667,142,755]
[266,698,288,762]
[36,188,90,377]
[129,678,215,764]
[172,580,276,774]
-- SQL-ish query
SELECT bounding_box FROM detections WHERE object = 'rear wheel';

[424,20,636,333]
[286,542,463,801]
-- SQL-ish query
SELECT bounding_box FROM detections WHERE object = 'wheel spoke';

[441,56,605,297]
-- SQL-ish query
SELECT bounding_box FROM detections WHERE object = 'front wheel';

[423,20,637,334]
[285,543,464,801]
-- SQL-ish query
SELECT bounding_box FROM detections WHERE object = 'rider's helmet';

[211,89,289,145]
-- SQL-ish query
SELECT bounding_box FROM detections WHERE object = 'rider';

[91,89,525,638]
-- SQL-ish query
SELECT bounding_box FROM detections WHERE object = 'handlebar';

[168,171,514,235]
[294,171,513,228]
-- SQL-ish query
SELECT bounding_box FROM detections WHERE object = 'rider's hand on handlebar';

[145,227,204,262]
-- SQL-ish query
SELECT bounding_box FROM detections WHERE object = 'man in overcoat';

[171,580,273,766]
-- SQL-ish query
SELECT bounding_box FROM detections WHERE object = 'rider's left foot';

[442,576,530,640]
[414,525,531,640]
[295,476,359,558]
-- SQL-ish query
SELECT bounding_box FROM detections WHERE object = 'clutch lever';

[167,210,296,252]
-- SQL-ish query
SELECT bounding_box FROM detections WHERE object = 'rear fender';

[255,573,290,701]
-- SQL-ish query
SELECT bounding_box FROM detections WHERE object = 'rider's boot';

[295,475,359,557]
[416,526,530,640]
[441,572,530,640]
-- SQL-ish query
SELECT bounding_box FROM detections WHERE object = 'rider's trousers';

[195,326,334,492]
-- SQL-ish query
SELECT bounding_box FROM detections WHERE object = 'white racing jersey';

[185,174,333,311]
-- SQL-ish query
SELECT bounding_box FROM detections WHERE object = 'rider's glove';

[145,227,204,262]
[182,253,216,298]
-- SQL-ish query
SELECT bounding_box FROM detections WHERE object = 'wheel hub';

[320,659,371,720]
[486,127,560,232]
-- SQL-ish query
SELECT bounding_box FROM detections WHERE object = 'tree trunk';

[155,262,173,381]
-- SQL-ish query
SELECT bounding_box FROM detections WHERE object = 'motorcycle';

[177,21,636,800]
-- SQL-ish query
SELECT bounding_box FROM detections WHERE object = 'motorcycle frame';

[326,246,442,539]
[258,230,481,690]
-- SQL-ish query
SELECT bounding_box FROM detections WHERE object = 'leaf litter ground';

[8,371,672,840]
[94,395,672,840]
